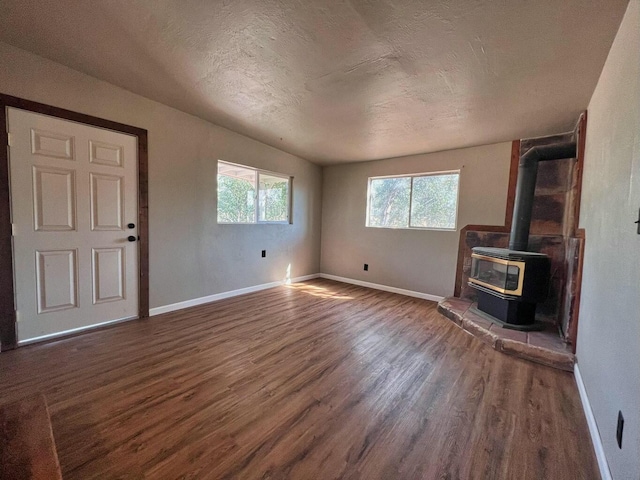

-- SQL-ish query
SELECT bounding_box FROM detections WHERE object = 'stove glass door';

[470,255,523,295]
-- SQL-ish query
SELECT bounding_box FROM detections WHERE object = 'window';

[366,171,460,230]
[217,161,291,224]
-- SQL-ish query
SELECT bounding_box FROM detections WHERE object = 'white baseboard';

[150,273,443,316]
[149,274,320,316]
[574,363,612,480]
[318,273,444,303]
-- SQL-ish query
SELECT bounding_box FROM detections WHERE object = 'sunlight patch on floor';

[285,283,353,300]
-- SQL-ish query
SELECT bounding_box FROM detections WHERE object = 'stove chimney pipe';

[509,142,577,251]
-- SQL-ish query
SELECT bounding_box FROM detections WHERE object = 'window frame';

[365,169,461,231]
[217,160,292,225]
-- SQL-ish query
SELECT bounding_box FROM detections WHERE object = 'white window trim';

[365,169,460,231]
[217,160,292,225]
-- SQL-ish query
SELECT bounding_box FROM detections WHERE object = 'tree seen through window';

[217,161,290,224]
[367,172,459,229]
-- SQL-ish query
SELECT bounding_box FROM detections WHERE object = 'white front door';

[7,108,139,343]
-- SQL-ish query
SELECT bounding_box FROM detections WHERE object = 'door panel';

[31,128,75,160]
[32,166,77,231]
[89,140,123,167]
[8,108,138,343]
[90,173,124,231]
[36,249,78,314]
[92,247,125,304]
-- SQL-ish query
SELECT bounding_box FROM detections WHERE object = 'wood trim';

[137,130,149,319]
[0,105,14,349]
[572,112,587,236]
[453,140,520,297]
[568,228,586,352]
[564,112,587,349]
[0,94,149,350]
[452,226,469,297]
[0,95,147,137]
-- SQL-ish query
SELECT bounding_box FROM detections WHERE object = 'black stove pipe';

[509,142,577,251]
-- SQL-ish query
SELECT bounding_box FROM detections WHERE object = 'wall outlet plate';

[364,264,368,271]
[261,250,266,258]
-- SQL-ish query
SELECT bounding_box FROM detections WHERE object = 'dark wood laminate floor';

[0,279,598,479]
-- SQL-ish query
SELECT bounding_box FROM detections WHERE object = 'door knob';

[127,235,137,242]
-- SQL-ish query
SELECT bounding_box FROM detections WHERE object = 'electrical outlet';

[616,411,624,448]
[364,264,368,271]
[261,250,266,258]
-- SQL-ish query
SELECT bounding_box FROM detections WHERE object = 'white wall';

[0,42,323,310]
[577,1,640,478]
[320,143,512,297]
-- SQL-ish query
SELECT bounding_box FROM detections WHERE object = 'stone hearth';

[438,297,574,371]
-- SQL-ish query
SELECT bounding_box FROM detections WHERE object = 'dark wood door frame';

[0,94,149,350]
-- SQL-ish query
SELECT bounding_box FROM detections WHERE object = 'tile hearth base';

[437,297,574,371]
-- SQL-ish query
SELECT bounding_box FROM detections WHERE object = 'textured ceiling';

[0,0,629,164]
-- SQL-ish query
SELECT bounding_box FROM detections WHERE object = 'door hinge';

[11,224,16,236]
[6,132,12,147]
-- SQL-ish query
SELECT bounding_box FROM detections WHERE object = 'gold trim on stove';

[469,253,526,296]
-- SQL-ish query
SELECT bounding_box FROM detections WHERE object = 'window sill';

[365,225,457,232]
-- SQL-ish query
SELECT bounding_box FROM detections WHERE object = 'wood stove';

[468,141,576,329]
[469,247,550,326]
